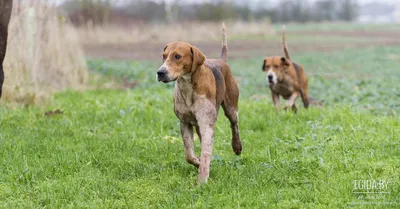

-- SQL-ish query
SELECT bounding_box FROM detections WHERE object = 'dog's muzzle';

[267,71,277,85]
[157,67,169,83]
[268,75,273,83]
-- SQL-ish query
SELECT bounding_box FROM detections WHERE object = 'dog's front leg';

[284,92,299,112]
[197,121,215,184]
[194,100,217,184]
[180,122,200,167]
[272,92,280,111]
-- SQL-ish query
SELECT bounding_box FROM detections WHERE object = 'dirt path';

[83,30,400,61]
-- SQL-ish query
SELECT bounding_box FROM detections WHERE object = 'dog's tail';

[221,22,228,62]
[309,96,324,107]
[282,25,291,60]
[300,92,324,108]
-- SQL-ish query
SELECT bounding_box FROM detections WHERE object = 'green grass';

[1,45,399,208]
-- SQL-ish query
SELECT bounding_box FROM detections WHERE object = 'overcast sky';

[47,0,400,6]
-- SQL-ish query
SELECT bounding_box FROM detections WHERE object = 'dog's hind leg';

[222,85,242,156]
[222,103,242,155]
[221,74,242,155]
[180,122,200,168]
[300,87,310,108]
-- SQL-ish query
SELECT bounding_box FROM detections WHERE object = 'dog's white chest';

[176,75,194,107]
[271,83,294,99]
[180,84,194,107]
[174,78,197,124]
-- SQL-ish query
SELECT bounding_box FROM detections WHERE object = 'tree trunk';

[164,0,174,23]
[0,0,12,98]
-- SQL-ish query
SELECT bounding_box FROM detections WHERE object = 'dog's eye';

[162,54,167,61]
[273,65,279,68]
[266,65,270,69]
[174,54,182,60]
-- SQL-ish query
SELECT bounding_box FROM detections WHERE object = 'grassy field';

[1,28,400,208]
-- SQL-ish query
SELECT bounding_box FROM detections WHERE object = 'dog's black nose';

[157,67,168,82]
[268,75,273,81]
[157,70,166,77]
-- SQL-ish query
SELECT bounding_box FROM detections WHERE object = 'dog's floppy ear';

[162,44,168,61]
[281,57,290,67]
[262,59,267,71]
[190,46,206,72]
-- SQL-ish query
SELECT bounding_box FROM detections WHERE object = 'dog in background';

[156,23,242,184]
[262,27,309,112]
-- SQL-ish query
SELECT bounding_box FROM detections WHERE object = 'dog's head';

[157,41,206,83]
[262,56,290,85]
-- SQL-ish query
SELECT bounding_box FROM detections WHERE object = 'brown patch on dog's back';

[205,59,226,106]
[293,62,300,73]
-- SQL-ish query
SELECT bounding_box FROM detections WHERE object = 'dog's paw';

[186,156,200,168]
[292,105,298,113]
[232,141,242,155]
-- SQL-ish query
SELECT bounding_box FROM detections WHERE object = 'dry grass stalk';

[77,21,275,45]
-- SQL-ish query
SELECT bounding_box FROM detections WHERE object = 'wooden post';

[0,0,13,98]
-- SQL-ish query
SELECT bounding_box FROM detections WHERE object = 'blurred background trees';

[59,0,360,26]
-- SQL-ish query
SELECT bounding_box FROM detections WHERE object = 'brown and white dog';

[157,23,242,184]
[262,27,309,112]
